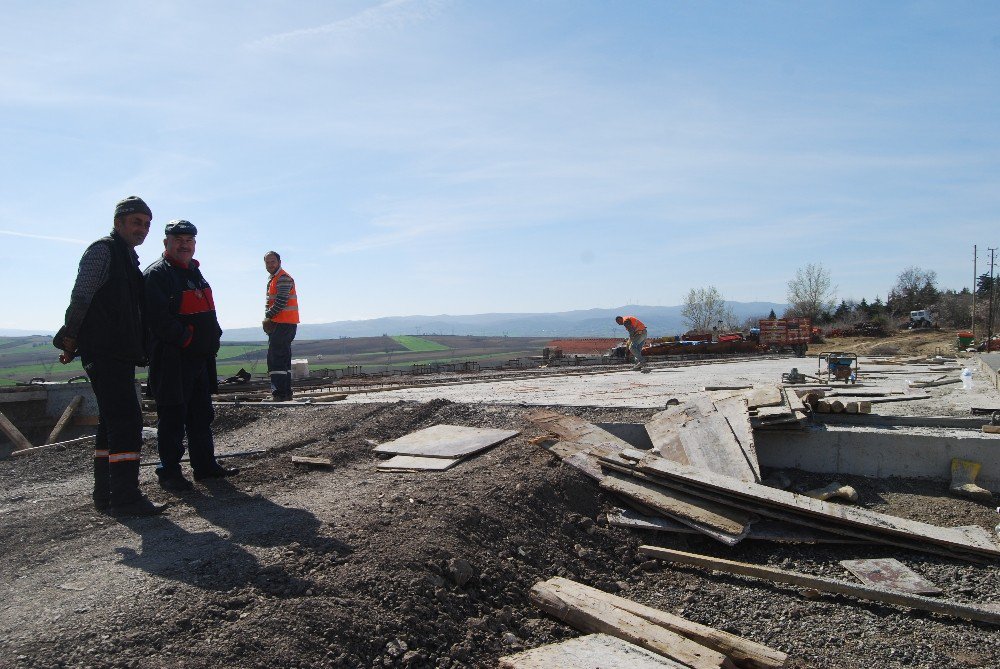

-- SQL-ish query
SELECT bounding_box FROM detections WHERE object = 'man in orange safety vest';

[615,315,648,372]
[263,251,299,400]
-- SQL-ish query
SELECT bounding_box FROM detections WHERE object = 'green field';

[391,335,449,352]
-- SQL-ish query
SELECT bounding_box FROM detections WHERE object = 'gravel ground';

[2,356,1000,668]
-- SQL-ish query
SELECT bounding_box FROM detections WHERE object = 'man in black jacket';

[144,220,238,491]
[56,196,167,516]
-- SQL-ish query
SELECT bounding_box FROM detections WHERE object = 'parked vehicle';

[758,318,811,357]
[908,309,937,329]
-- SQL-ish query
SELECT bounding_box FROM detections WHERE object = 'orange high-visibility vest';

[266,268,299,324]
[622,316,646,333]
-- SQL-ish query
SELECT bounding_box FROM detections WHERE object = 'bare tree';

[681,286,734,332]
[887,266,938,317]
[786,263,836,322]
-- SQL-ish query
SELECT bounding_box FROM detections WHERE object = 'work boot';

[194,464,240,481]
[156,467,194,492]
[109,496,169,517]
[157,473,194,493]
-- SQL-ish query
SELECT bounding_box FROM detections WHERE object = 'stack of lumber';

[742,385,808,430]
[528,406,1000,561]
[795,389,873,415]
[509,577,787,669]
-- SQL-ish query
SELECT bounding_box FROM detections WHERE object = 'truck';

[758,318,811,357]
[908,309,937,329]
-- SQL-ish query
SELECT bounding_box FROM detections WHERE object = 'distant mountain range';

[220,302,788,342]
[3,302,788,341]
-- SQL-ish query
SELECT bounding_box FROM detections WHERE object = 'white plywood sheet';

[499,634,686,669]
[373,424,518,458]
[376,455,461,471]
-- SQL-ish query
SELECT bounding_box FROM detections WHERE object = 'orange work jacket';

[622,316,646,334]
[266,268,299,324]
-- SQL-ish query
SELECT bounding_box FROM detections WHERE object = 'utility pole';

[972,245,976,338]
[988,247,997,352]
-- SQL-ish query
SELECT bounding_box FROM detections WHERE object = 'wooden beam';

[529,579,733,668]
[542,577,787,669]
[638,547,1000,626]
[10,434,94,457]
[0,408,33,451]
[46,395,83,445]
[636,455,1000,559]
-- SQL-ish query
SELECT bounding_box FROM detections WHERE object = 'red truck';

[758,318,811,357]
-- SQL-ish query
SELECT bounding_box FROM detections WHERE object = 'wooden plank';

[528,409,632,451]
[0,408,33,451]
[546,441,605,480]
[543,578,787,669]
[10,434,95,457]
[607,508,867,545]
[637,456,1000,558]
[528,580,732,669]
[46,395,82,445]
[625,465,986,559]
[372,424,518,458]
[646,397,757,483]
[714,396,761,482]
[744,385,783,409]
[983,425,1000,435]
[291,455,332,466]
[639,547,1000,626]
[600,470,754,543]
[376,455,461,471]
[839,558,943,596]
[499,634,685,669]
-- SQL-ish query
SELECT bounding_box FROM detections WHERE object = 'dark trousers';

[82,355,144,506]
[267,323,296,397]
[156,358,217,478]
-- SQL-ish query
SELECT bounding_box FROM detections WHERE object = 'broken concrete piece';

[803,482,859,504]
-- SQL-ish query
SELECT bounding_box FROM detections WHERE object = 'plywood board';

[373,424,518,458]
[376,455,461,471]
[499,634,685,669]
[840,558,943,596]
[546,441,605,480]
[646,397,757,483]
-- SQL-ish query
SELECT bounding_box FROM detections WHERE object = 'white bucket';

[291,358,310,380]
[960,368,973,390]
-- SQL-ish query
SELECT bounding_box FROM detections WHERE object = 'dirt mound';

[821,329,965,358]
[3,400,1000,669]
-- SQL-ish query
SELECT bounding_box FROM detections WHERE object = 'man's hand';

[59,336,77,364]
[262,318,276,334]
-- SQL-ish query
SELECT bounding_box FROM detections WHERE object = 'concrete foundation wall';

[979,353,1000,391]
[756,427,1000,492]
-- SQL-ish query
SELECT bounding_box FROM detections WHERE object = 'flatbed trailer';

[759,318,811,357]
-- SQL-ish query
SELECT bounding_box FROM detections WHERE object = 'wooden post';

[0,408,33,452]
[46,395,83,445]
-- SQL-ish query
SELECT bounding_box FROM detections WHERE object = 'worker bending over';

[616,315,648,371]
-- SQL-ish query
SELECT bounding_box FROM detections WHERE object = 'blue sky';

[2,1,997,331]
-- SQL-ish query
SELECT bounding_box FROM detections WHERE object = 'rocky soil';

[2,398,999,669]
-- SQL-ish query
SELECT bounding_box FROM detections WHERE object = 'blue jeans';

[629,330,647,364]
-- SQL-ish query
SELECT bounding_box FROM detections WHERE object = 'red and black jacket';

[143,254,222,401]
